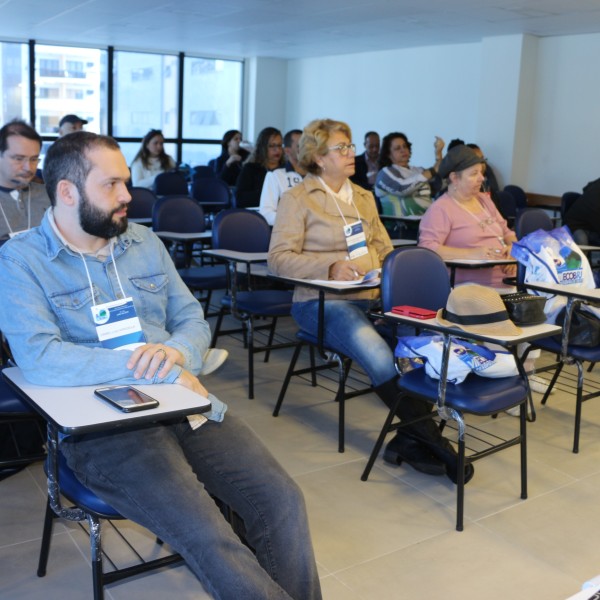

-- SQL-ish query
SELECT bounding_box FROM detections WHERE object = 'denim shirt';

[0,210,227,422]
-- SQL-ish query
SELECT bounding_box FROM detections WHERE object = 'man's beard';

[78,187,127,239]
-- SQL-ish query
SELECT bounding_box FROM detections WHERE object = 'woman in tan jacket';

[268,118,473,485]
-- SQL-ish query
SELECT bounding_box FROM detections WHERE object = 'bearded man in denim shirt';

[0,132,321,600]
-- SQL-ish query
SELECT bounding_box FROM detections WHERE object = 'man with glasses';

[0,119,50,241]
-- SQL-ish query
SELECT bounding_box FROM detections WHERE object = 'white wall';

[278,32,600,196]
[528,33,600,194]
[285,43,482,170]
[244,57,288,142]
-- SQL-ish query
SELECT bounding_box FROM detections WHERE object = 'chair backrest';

[212,209,271,252]
[191,177,232,208]
[503,184,528,209]
[191,165,216,179]
[127,187,158,219]
[381,247,451,313]
[514,208,554,285]
[494,190,517,220]
[515,207,553,240]
[152,171,189,196]
[561,191,581,220]
[152,195,206,233]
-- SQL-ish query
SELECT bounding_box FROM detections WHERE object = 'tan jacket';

[268,174,393,302]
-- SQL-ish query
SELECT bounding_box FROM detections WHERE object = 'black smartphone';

[94,386,159,412]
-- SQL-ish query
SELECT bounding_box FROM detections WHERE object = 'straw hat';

[436,284,522,336]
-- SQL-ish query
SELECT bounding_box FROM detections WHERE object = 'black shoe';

[426,438,475,485]
[383,434,446,476]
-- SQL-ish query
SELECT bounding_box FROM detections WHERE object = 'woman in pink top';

[418,145,516,288]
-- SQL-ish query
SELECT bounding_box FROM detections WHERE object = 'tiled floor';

[2,314,600,599]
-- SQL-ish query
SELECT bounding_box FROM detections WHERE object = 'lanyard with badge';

[0,187,31,238]
[79,243,146,351]
[327,184,368,259]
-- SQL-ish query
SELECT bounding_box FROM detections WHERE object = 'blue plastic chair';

[503,184,528,210]
[152,171,188,197]
[361,247,529,531]
[37,448,183,600]
[561,191,581,222]
[152,195,227,316]
[0,375,45,475]
[127,187,157,221]
[210,209,295,398]
[515,209,600,453]
[191,177,232,214]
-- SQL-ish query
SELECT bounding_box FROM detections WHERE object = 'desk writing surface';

[3,367,211,435]
[153,231,212,241]
[444,258,516,267]
[203,249,269,263]
[383,312,561,346]
[523,281,600,302]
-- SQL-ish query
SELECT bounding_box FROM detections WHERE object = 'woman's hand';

[328,260,366,281]
[226,154,242,167]
[434,136,445,157]
[127,343,184,380]
[175,369,208,397]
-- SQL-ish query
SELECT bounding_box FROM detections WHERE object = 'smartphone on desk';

[94,386,159,412]
[392,305,437,320]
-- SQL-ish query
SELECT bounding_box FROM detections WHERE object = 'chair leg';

[308,346,317,387]
[210,308,226,348]
[247,318,254,399]
[588,362,596,372]
[335,358,353,453]
[541,362,564,406]
[573,361,585,454]
[273,343,304,417]
[263,317,278,363]
[520,400,528,500]
[362,395,401,481]
[455,438,466,532]
[88,513,105,600]
[37,498,56,577]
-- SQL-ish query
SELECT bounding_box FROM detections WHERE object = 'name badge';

[344,220,368,259]
[91,297,146,351]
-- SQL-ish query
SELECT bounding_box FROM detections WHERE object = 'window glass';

[34,44,107,135]
[0,41,30,124]
[113,51,179,139]
[119,141,177,173]
[182,57,242,140]
[182,143,222,169]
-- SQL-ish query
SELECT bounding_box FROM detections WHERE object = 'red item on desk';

[391,306,437,320]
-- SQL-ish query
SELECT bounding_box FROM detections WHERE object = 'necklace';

[450,194,495,230]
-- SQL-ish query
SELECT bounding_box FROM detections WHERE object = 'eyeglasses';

[328,143,356,156]
[7,154,40,166]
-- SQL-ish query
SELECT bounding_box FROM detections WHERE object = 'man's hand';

[127,343,184,380]
[175,369,208,397]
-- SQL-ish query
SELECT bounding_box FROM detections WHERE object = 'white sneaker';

[505,404,528,418]
[199,348,228,376]
[528,374,554,395]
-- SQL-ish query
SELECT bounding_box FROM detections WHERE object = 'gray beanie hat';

[438,145,485,179]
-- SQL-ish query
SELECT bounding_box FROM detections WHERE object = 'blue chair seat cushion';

[399,368,528,415]
[0,386,36,413]
[220,290,293,317]
[534,336,600,362]
[54,452,121,518]
[178,265,228,289]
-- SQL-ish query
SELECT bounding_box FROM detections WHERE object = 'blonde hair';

[298,119,352,175]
